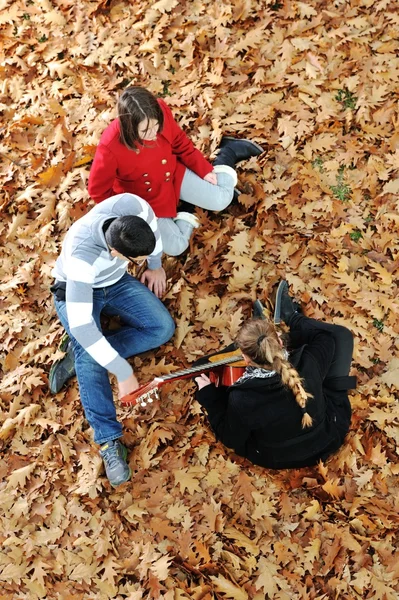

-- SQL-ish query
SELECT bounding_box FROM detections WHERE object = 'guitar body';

[121,349,247,406]
[209,365,246,387]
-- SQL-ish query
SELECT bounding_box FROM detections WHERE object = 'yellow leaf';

[0,562,28,581]
[224,527,260,556]
[381,358,399,389]
[69,562,97,581]
[150,554,171,581]
[174,318,194,349]
[37,164,64,188]
[6,462,36,490]
[322,478,344,499]
[229,306,244,338]
[210,574,248,600]
[152,0,178,12]
[381,178,399,195]
[173,468,202,495]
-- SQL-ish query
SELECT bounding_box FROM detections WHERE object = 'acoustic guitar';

[121,349,246,406]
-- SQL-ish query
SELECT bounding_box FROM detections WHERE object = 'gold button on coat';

[165,171,171,176]
[145,181,150,185]
[147,188,152,192]
[161,159,167,164]
[143,173,149,177]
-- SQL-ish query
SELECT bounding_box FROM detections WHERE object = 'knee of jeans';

[210,188,233,212]
[157,316,175,344]
[162,237,189,257]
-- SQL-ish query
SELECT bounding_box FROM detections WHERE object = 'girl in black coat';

[195,282,356,469]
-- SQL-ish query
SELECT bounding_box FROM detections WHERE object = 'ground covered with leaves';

[1,0,399,598]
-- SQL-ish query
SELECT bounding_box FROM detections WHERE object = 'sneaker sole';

[273,281,288,324]
[253,300,267,320]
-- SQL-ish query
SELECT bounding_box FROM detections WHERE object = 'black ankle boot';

[213,144,237,169]
[214,136,263,167]
[273,281,301,325]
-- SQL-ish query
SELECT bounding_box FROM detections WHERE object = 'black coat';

[196,330,355,469]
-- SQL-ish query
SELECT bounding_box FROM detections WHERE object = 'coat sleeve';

[196,384,252,454]
[88,144,118,203]
[160,99,213,179]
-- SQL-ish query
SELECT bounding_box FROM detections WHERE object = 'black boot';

[273,281,301,325]
[213,136,263,168]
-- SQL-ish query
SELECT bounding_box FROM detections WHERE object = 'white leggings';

[157,166,236,256]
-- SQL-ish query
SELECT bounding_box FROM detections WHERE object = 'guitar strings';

[160,355,243,382]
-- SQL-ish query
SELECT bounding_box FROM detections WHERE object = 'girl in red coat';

[88,86,262,256]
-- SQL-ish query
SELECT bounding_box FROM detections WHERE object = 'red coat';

[88,99,213,217]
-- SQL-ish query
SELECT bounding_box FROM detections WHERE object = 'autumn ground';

[0,0,399,598]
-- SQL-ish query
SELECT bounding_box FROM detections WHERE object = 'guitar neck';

[121,353,244,406]
[158,354,243,383]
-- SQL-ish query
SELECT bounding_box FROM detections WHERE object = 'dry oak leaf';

[174,318,194,349]
[6,462,36,490]
[224,527,260,557]
[37,164,64,188]
[209,574,248,600]
[173,467,203,494]
[381,358,399,389]
[254,556,282,596]
[149,554,171,581]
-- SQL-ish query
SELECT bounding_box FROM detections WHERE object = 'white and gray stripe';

[52,193,163,381]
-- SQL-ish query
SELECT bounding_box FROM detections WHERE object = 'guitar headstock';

[121,379,162,406]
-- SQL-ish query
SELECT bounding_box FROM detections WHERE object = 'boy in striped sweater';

[50,193,175,487]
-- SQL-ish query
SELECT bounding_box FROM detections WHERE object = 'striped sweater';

[52,193,162,381]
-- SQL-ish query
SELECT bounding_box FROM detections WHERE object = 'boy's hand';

[118,373,140,399]
[140,267,166,297]
[195,373,212,390]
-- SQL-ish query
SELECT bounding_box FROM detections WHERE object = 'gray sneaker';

[49,341,76,393]
[99,440,131,487]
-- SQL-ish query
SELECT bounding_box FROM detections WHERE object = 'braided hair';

[235,319,313,428]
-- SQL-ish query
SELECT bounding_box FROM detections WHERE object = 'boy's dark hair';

[118,86,164,150]
[105,216,155,258]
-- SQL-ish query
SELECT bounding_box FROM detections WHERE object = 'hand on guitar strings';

[195,373,212,390]
[118,372,140,399]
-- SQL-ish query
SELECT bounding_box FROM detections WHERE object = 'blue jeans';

[158,167,235,256]
[54,273,175,445]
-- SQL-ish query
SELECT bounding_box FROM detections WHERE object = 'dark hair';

[118,87,164,150]
[105,216,155,258]
[235,319,313,429]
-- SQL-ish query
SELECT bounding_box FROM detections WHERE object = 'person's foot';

[49,341,76,393]
[58,332,70,352]
[273,280,301,325]
[99,439,131,487]
[253,299,267,319]
[218,136,264,162]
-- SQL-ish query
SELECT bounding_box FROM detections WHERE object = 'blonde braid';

[236,318,313,429]
[272,354,313,428]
